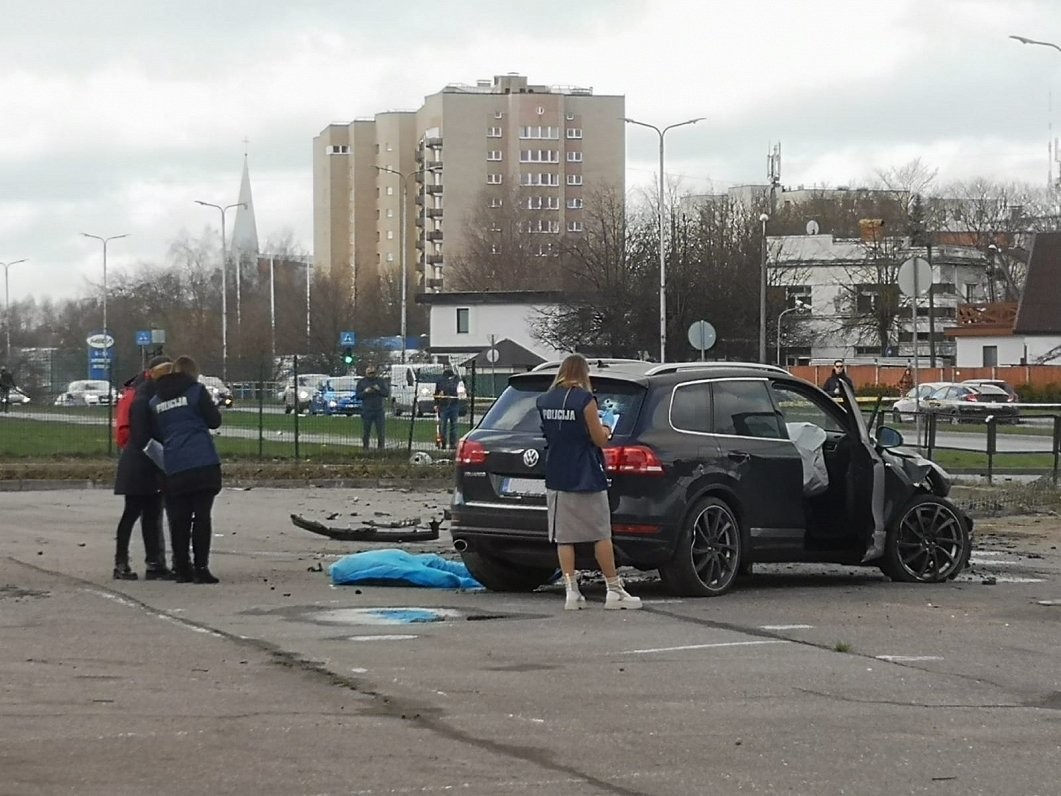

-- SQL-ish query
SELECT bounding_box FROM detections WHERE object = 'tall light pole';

[2,258,27,360]
[759,213,770,363]
[1009,35,1061,53]
[375,165,414,363]
[195,200,244,381]
[624,116,704,362]
[80,233,128,344]
[776,299,809,366]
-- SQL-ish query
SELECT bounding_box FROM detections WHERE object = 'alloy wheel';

[894,501,965,581]
[689,503,740,590]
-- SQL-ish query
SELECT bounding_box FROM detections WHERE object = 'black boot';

[112,561,138,581]
[173,562,194,583]
[192,566,219,585]
[145,565,175,581]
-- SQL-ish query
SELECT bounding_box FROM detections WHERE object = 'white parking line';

[760,624,814,631]
[347,634,418,642]
[623,640,787,655]
[875,655,943,662]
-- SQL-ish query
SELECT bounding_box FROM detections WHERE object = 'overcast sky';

[3,0,1061,302]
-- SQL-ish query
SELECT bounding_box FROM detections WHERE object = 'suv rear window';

[478,376,645,434]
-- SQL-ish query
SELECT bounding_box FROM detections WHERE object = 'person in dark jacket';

[535,353,641,611]
[0,366,16,413]
[150,355,222,584]
[434,367,461,449]
[112,356,173,580]
[823,360,854,397]
[355,365,389,449]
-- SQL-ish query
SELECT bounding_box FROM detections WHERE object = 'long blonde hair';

[551,353,591,391]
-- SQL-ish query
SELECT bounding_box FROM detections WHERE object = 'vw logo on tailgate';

[522,448,540,468]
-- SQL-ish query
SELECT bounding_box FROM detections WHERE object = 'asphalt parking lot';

[2,487,1060,795]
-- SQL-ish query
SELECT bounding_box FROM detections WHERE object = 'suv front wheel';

[880,494,970,582]
[659,496,743,597]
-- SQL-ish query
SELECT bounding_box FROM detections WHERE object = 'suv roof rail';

[643,362,789,376]
[530,357,647,372]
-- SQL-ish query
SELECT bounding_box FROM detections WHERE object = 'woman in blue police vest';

[535,354,641,610]
[150,355,223,584]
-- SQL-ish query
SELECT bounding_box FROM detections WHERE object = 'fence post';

[293,355,300,461]
[926,412,935,459]
[469,360,477,428]
[986,415,997,485]
[406,369,419,457]
[257,360,264,460]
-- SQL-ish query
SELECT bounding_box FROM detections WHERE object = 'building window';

[785,285,811,309]
[487,150,503,161]
[486,173,503,184]
[519,149,559,163]
[386,253,394,262]
[566,151,583,163]
[494,110,504,119]
[567,197,583,210]
[567,174,583,186]
[489,197,503,208]
[456,308,470,334]
[326,145,349,155]
[519,126,560,140]
[386,186,394,196]
[487,127,503,137]
[386,208,393,218]
[520,172,560,186]
[566,128,583,139]
[387,230,394,240]
[566,112,575,121]
[567,221,584,233]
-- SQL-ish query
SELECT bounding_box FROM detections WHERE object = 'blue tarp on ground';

[329,549,483,590]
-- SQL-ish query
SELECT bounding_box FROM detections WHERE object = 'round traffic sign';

[485,348,500,363]
[898,257,932,297]
[687,320,717,351]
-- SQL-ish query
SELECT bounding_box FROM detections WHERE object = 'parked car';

[53,380,115,406]
[925,383,1020,424]
[960,379,1019,403]
[390,363,467,417]
[281,373,328,414]
[3,387,31,406]
[309,376,362,416]
[890,382,950,423]
[450,360,972,597]
[199,375,234,408]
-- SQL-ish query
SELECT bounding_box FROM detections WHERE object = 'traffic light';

[343,346,355,366]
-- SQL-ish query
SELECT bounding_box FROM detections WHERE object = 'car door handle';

[727,451,750,463]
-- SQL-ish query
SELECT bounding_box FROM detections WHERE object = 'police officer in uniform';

[535,353,641,610]
[150,355,223,583]
[355,365,389,449]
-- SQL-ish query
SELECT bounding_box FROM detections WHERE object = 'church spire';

[230,148,259,257]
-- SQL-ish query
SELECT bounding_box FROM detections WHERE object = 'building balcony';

[423,137,442,149]
[425,277,445,290]
[948,302,1018,337]
[425,207,443,219]
[425,184,443,195]
[425,253,443,265]
[425,230,443,242]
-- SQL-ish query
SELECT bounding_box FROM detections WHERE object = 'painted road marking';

[347,634,418,642]
[876,655,943,662]
[760,624,814,631]
[623,640,787,655]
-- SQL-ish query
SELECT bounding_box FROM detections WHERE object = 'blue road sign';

[135,330,152,346]
[339,331,356,346]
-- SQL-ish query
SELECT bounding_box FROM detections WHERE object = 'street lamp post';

[195,200,245,381]
[759,213,770,363]
[624,116,704,362]
[1,258,27,360]
[776,300,809,366]
[375,165,413,363]
[80,233,128,344]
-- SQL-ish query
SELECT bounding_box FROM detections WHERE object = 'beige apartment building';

[312,74,625,305]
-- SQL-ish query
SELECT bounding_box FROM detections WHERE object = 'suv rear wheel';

[459,549,555,592]
[659,496,743,597]
[880,494,970,583]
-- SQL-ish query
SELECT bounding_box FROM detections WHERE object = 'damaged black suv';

[451,360,972,597]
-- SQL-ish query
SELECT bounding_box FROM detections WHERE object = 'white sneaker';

[565,590,587,610]
[605,587,642,610]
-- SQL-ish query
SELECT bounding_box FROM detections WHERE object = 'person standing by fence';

[112,355,173,580]
[150,355,223,584]
[0,366,16,413]
[434,367,461,449]
[355,365,388,450]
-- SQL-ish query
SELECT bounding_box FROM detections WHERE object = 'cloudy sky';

[3,0,1061,302]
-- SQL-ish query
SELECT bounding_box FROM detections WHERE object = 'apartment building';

[313,74,625,304]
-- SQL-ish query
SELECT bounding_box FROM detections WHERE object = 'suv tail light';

[604,445,664,476]
[456,438,487,467]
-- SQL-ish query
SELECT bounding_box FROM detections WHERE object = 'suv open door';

[837,380,887,561]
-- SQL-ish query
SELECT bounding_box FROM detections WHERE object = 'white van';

[389,363,467,417]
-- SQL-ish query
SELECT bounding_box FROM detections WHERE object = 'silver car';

[890,382,950,423]
[54,379,114,406]
[282,373,328,414]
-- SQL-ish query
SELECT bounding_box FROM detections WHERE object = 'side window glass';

[711,381,784,439]
[669,382,711,433]
[770,383,845,433]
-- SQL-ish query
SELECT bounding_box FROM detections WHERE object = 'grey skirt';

[546,489,611,544]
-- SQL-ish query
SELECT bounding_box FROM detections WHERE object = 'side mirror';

[876,426,904,449]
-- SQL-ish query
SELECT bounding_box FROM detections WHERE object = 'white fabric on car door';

[786,422,830,496]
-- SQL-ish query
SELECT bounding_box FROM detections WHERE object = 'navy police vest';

[150,383,221,476]
[536,386,608,493]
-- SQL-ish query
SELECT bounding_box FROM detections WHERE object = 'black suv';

[451,360,972,597]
